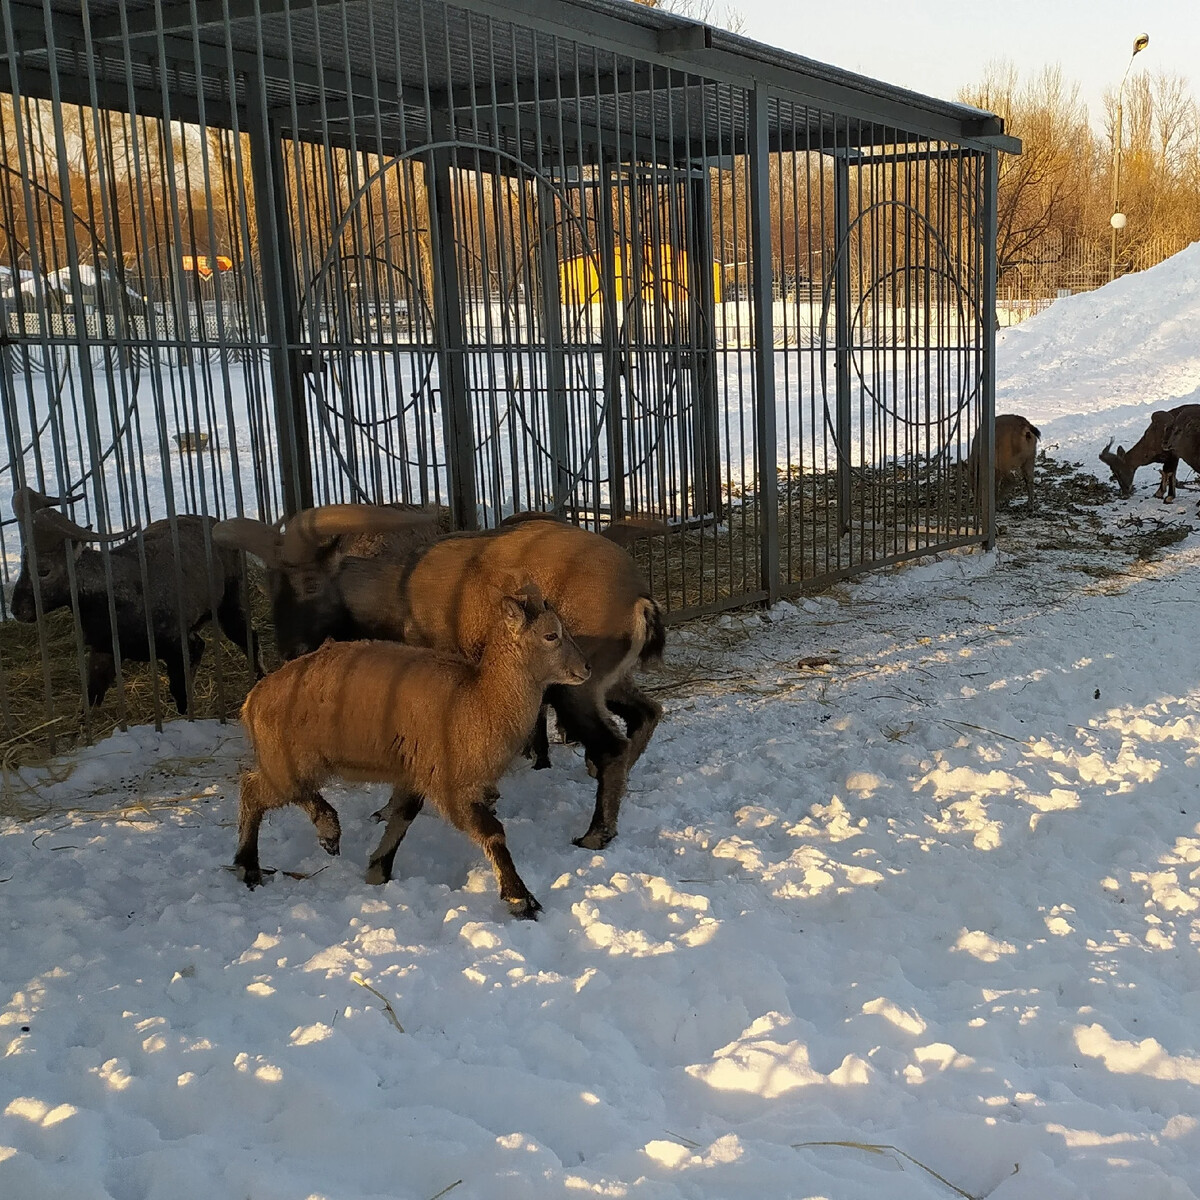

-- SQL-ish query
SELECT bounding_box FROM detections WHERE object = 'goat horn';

[12,486,65,522]
[30,507,135,547]
[515,577,546,608]
[212,517,284,568]
[279,503,435,565]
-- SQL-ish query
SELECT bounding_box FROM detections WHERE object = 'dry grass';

[0,574,279,770]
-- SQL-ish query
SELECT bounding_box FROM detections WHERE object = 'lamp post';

[1109,32,1150,282]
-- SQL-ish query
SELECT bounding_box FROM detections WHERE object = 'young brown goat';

[234,583,590,919]
[970,414,1041,509]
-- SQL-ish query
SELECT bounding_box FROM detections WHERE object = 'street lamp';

[1109,32,1150,282]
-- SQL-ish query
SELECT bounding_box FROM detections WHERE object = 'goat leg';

[365,788,424,884]
[443,791,541,919]
[86,648,116,707]
[522,704,552,770]
[606,679,662,770]
[576,756,630,851]
[295,789,342,856]
[233,770,273,888]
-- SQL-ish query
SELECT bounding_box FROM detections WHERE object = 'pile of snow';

[997,240,1200,463]
[6,248,1200,1198]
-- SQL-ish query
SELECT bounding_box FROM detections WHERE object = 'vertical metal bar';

[687,169,721,520]
[535,174,570,512]
[981,147,998,549]
[427,142,478,529]
[748,86,779,605]
[246,73,312,514]
[597,154,626,523]
[833,147,852,541]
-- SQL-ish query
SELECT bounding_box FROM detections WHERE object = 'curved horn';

[30,507,135,547]
[12,486,61,523]
[212,517,283,568]
[279,503,435,565]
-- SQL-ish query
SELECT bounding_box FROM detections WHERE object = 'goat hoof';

[235,863,274,889]
[319,835,341,856]
[573,829,614,851]
[532,756,551,771]
[585,758,598,779]
[364,861,391,886]
[509,894,542,920]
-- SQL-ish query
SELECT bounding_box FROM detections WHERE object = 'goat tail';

[635,595,667,665]
[1025,419,1042,441]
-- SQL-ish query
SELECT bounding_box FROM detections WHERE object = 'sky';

[731,0,1200,124]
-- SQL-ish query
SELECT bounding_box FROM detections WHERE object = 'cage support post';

[246,76,312,515]
[981,147,998,549]
[687,169,722,520]
[749,87,779,604]
[427,144,478,530]
[834,149,853,542]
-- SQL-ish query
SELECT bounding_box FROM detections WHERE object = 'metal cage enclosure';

[0,0,1011,749]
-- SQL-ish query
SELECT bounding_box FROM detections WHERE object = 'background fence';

[0,0,1008,755]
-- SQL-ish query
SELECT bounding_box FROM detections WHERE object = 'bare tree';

[959,62,1094,290]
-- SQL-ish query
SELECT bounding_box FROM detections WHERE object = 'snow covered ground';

[4,245,1200,1199]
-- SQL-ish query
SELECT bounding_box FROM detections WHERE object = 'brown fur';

[1099,404,1200,500]
[217,506,666,849]
[234,587,590,919]
[970,414,1040,509]
[1162,414,1200,502]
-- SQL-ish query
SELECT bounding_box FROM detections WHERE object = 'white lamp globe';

[1110,211,1127,230]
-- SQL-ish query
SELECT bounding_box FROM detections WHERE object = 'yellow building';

[559,244,722,307]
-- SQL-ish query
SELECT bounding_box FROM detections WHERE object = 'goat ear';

[500,594,529,634]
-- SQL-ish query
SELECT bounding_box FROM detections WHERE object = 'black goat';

[10,488,263,712]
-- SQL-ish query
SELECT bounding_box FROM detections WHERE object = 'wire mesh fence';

[0,0,1003,757]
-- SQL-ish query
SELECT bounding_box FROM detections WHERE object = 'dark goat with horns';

[10,486,264,712]
[214,505,665,850]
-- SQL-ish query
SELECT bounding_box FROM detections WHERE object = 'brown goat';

[497,509,667,766]
[234,582,590,919]
[1162,413,1200,499]
[382,518,663,849]
[970,414,1041,509]
[1099,404,1200,500]
[217,507,666,850]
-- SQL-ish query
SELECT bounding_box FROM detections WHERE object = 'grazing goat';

[970,414,1041,509]
[1099,404,1200,500]
[10,488,263,712]
[234,582,591,919]
[214,507,665,850]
